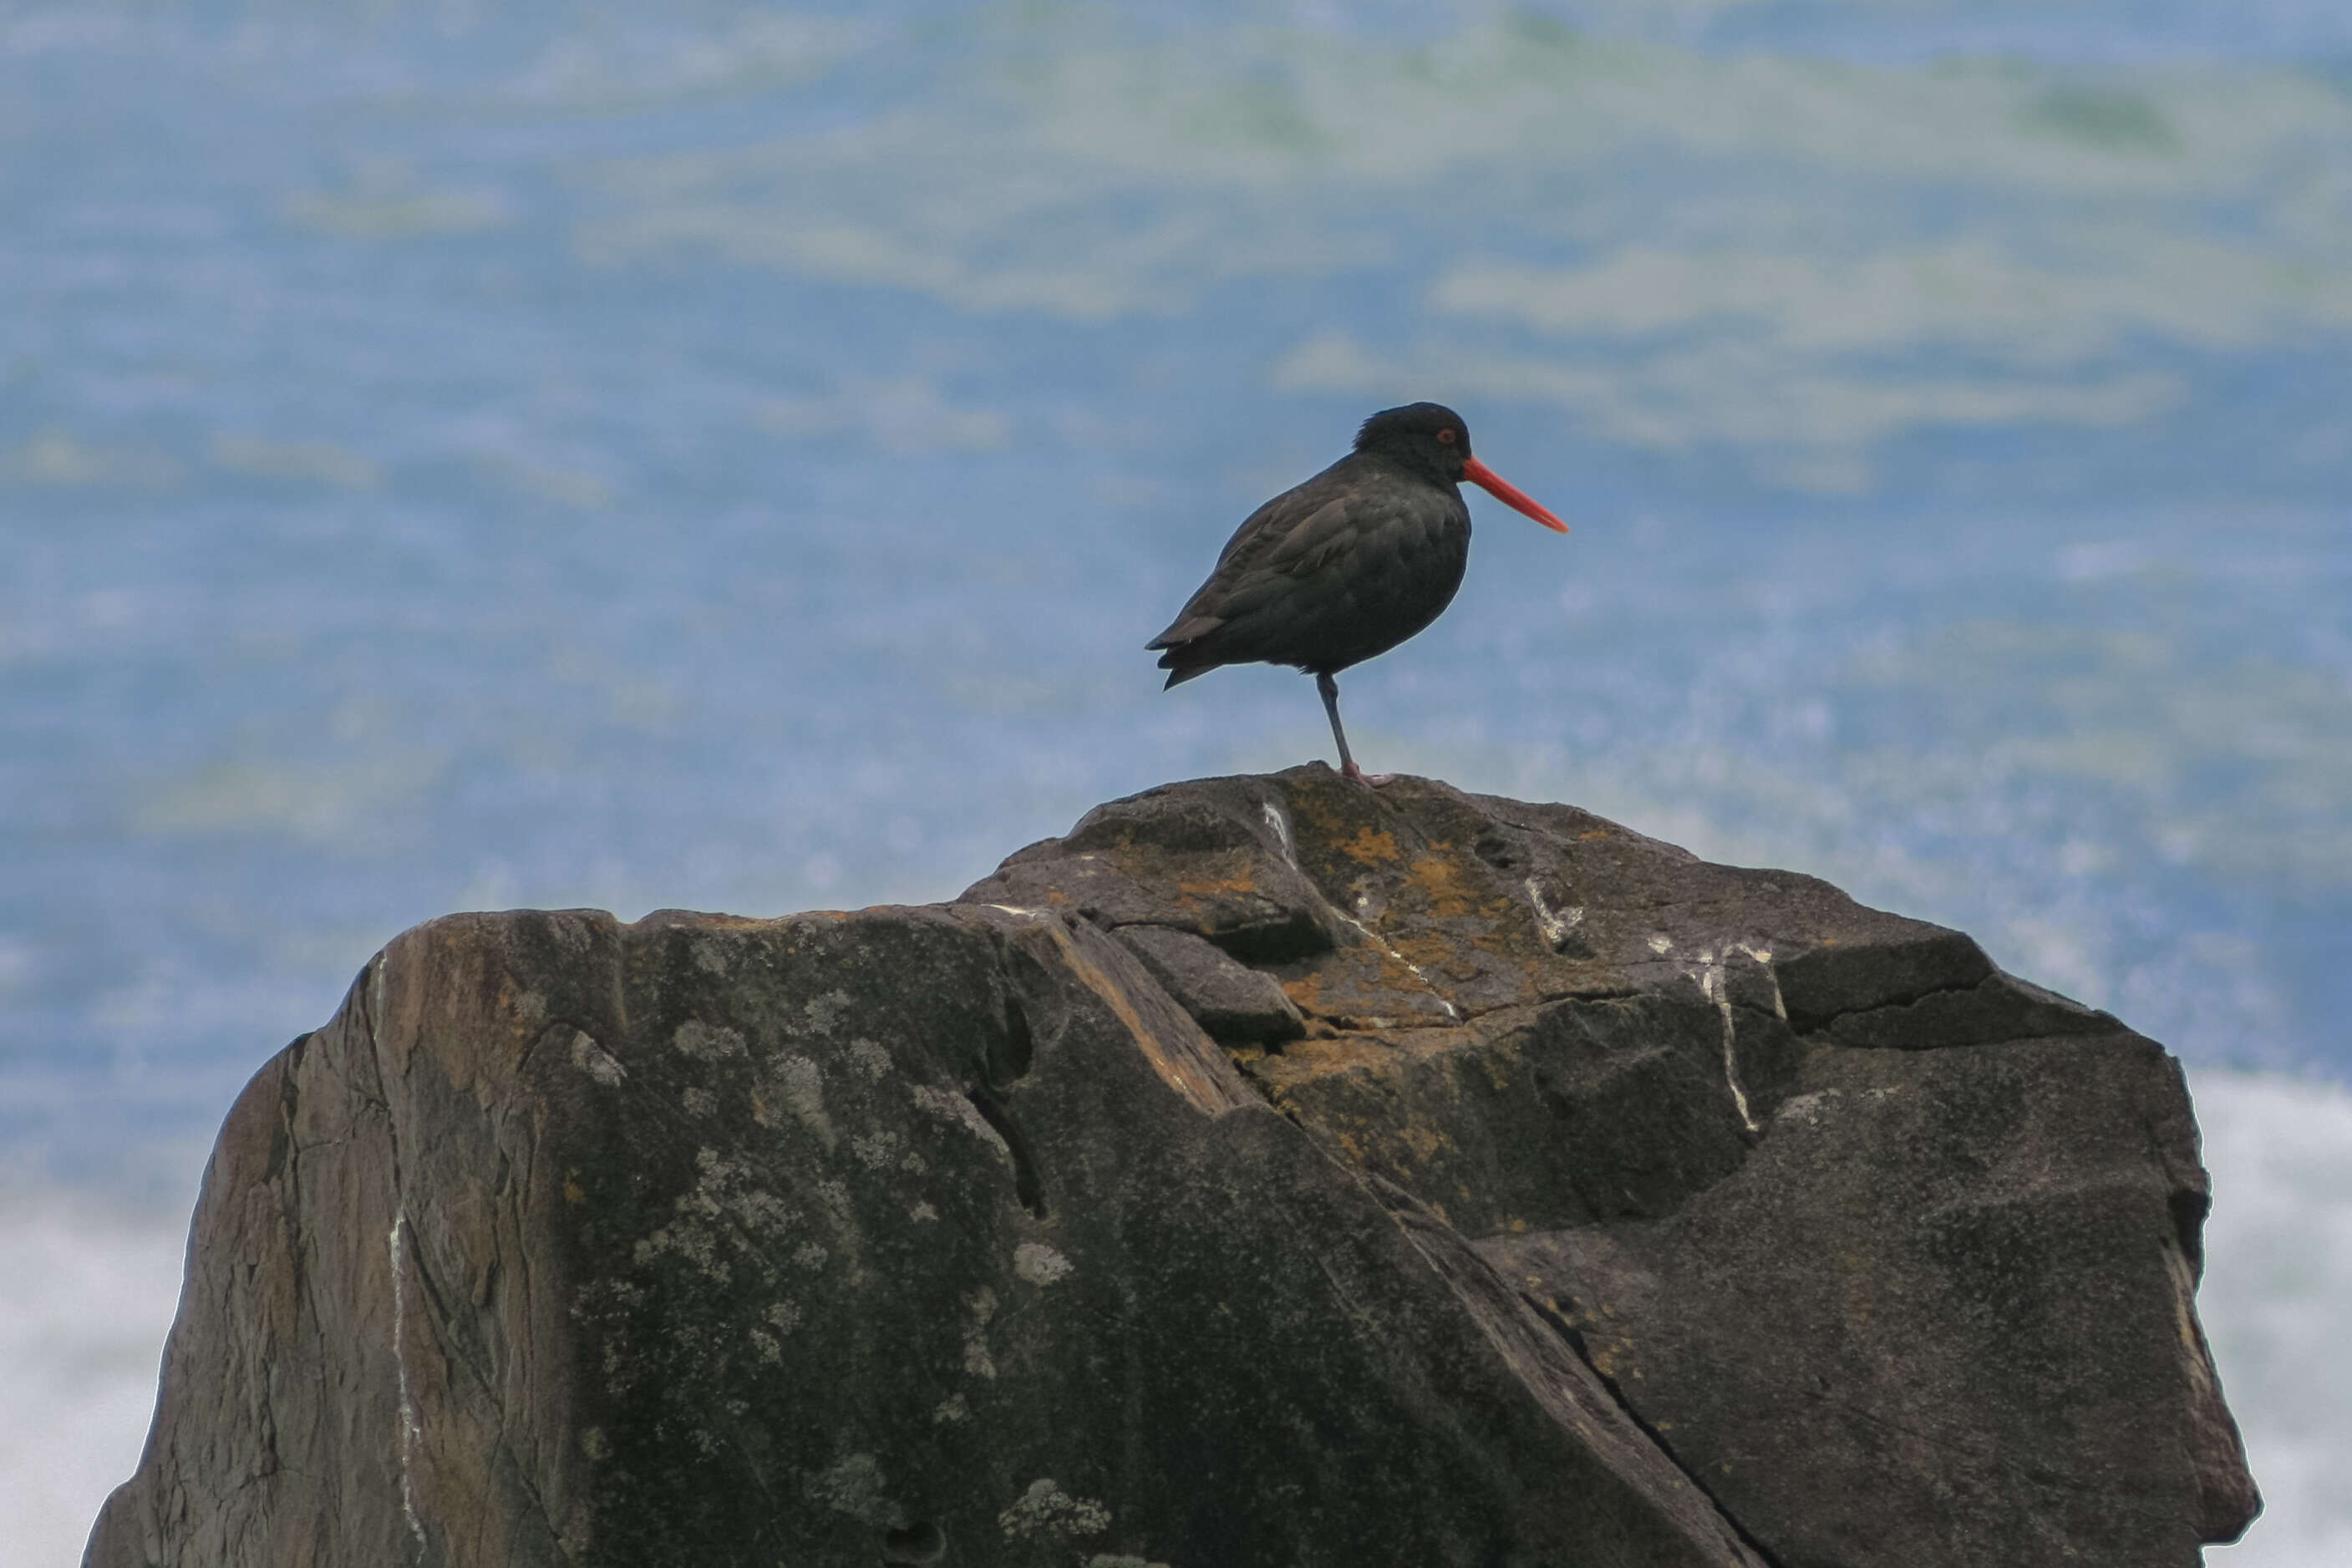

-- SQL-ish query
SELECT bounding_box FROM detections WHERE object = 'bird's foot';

[1339,762,1395,788]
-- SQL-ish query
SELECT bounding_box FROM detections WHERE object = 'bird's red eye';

[1437,429,1456,444]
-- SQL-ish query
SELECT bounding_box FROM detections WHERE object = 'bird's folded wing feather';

[1255,495,1366,579]
[1201,495,1374,620]
[1151,464,1372,649]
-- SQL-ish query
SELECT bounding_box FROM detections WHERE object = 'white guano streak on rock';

[1524,879,1582,948]
[1740,942,1787,1020]
[1262,795,1457,1019]
[1690,947,1760,1133]
[1333,908,1460,1021]
[389,1210,427,1555]
[1262,801,1295,865]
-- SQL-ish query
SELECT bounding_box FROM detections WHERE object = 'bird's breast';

[1284,496,1470,672]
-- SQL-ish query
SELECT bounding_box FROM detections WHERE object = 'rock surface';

[88,768,2258,1567]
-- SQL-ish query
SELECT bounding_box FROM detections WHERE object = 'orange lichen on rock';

[1400,1121,1450,1163]
[1174,872,1260,906]
[1278,969,1332,1018]
[1289,786,1364,840]
[1403,850,1502,920]
[1260,1033,1395,1080]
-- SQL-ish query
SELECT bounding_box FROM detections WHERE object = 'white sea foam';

[2192,1068,2352,1567]
[0,1194,185,1568]
[2,1068,2344,1565]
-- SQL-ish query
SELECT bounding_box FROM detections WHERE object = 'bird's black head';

[1353,402,1473,484]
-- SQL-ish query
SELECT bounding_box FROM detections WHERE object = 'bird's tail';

[1155,647,1214,689]
[1148,614,1225,688]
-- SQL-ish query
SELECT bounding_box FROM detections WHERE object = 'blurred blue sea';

[8,1,2347,1194]
[2,4,2349,1556]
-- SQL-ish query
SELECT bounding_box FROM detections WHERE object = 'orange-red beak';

[1461,455,1568,533]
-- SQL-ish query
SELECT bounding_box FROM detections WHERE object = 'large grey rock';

[87,767,2258,1567]
[1110,923,1306,1045]
[972,767,2258,1566]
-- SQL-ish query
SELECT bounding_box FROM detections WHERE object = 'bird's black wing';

[1147,458,1363,650]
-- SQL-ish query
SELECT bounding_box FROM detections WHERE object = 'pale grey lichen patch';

[778,1054,835,1146]
[963,1286,998,1379]
[1013,1241,1073,1286]
[802,988,856,1033]
[852,1129,902,1170]
[625,1147,803,1282]
[900,1149,927,1175]
[909,1200,938,1222]
[681,1085,717,1117]
[692,937,730,976]
[571,1279,651,1392]
[673,1018,748,1060]
[765,1298,803,1333]
[1775,1088,1837,1127]
[909,1083,1012,1160]
[633,1223,728,1281]
[571,1276,645,1317]
[998,1478,1110,1540]
[808,1452,898,1529]
[727,1186,795,1235]
[569,1028,628,1086]
[578,1427,609,1461]
[932,1392,968,1423]
[692,1145,738,1194]
[791,1241,829,1271]
[513,989,549,1025]
[804,1175,869,1276]
[747,1328,783,1365]
[847,1037,892,1079]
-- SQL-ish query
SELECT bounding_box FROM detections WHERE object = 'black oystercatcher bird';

[1148,403,1567,784]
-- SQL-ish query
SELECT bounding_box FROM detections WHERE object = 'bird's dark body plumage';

[1148,403,1567,784]
[1149,445,1471,686]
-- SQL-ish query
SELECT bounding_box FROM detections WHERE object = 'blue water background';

[3,1,2349,1200]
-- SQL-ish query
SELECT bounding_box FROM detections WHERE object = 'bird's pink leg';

[1317,672,1379,787]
